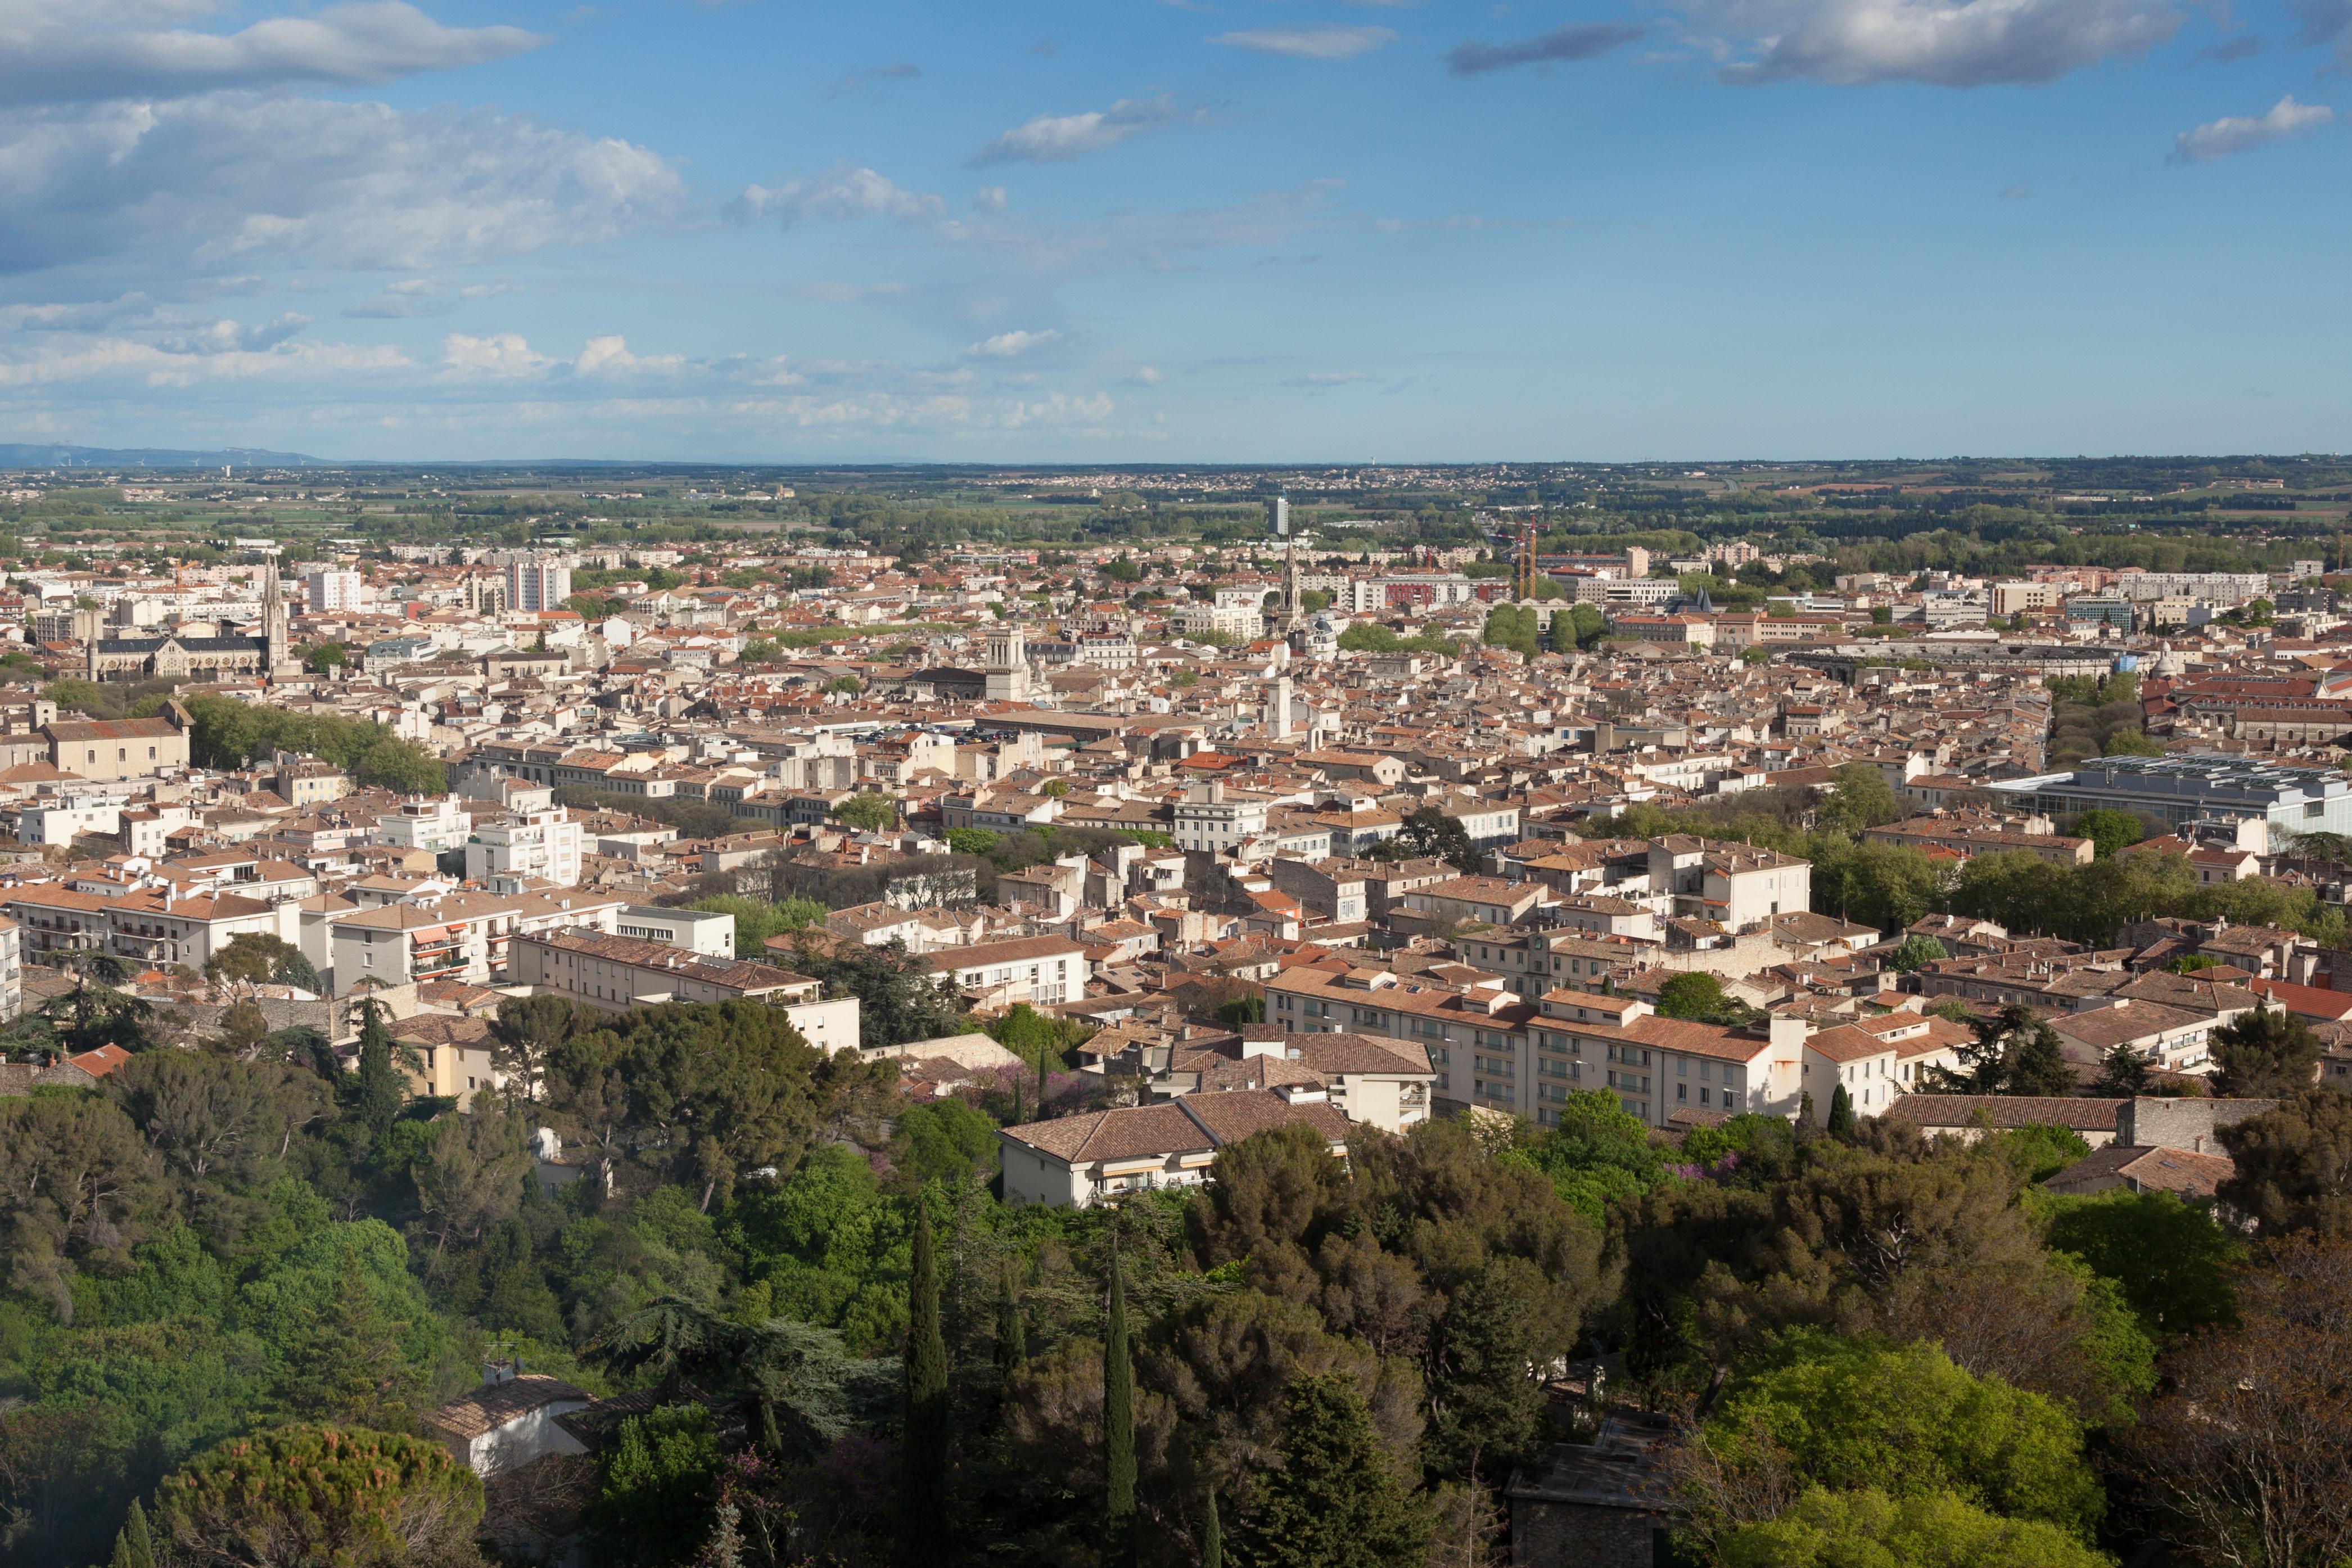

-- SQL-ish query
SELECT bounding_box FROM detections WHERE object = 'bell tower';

[984,624,1028,703]
[262,558,291,676]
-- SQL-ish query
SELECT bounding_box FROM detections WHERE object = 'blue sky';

[1,0,2346,461]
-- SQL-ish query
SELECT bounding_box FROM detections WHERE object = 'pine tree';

[352,998,404,1133]
[1826,1083,1855,1136]
[109,1499,156,1568]
[278,1245,422,1429]
[2094,1041,2152,1097]
[1244,1375,1429,1568]
[1104,1233,1137,1568]
[2005,1020,2078,1098]
[900,1196,949,1567]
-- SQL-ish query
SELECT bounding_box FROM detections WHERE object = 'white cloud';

[0,94,685,274]
[965,328,1062,359]
[1213,26,1397,58]
[154,311,312,353]
[0,1,546,106]
[968,93,1200,166]
[1131,365,1164,385]
[0,333,408,388]
[972,186,1008,213]
[575,333,683,374]
[735,164,945,226]
[1686,0,2179,85]
[1001,390,1114,429]
[2172,94,2335,160]
[442,331,548,376]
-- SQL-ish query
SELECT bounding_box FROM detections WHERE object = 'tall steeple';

[262,557,289,674]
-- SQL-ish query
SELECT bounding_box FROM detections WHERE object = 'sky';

[1,0,2349,462]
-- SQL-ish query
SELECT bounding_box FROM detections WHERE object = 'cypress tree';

[1200,1479,1222,1568]
[353,998,403,1133]
[995,1273,1027,1380]
[109,1499,156,1568]
[1826,1083,1855,1137]
[900,1196,949,1566]
[1104,1233,1137,1568]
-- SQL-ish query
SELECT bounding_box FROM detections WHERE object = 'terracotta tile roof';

[425,1374,593,1440]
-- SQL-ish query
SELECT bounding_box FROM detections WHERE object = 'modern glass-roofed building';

[1987,754,2352,848]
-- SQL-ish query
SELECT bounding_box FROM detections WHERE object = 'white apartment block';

[305,568,364,613]
[376,794,472,855]
[466,808,584,887]
[508,557,574,613]
[922,935,1088,1008]
[2111,571,2269,605]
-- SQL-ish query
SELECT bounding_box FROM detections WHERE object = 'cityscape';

[0,460,2341,1567]
[8,0,2352,1553]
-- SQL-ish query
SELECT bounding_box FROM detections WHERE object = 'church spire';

[263,557,289,675]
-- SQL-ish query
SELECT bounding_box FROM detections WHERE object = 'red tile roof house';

[997,1087,1348,1208]
[423,1369,594,1476]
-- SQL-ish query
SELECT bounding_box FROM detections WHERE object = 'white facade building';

[376,794,472,855]
[305,568,364,613]
[507,556,574,613]
[466,808,584,887]
[616,905,736,957]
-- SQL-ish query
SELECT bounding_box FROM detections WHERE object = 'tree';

[2074,808,2145,859]
[2211,1006,2324,1099]
[900,1199,948,1567]
[1817,763,1901,835]
[1377,807,1479,874]
[1884,934,1947,974]
[1707,1336,2103,1537]
[1200,1476,1222,1568]
[944,828,998,856]
[274,1245,427,1430]
[2035,1188,2241,1335]
[2092,1042,2151,1097]
[152,1425,482,1568]
[489,995,580,1103]
[893,1099,997,1186]
[2216,1088,2352,1235]
[107,1498,157,1568]
[205,932,310,994]
[301,641,348,674]
[2006,1020,2078,1097]
[1826,1084,1855,1137]
[1241,1375,1429,1568]
[595,1404,721,1567]
[1929,1004,2074,1096]
[2127,1234,2352,1568]
[1104,1235,1137,1568]
[109,1049,321,1187]
[802,939,966,1050]
[351,998,404,1133]
[1714,1487,2109,1568]
[0,1091,161,1321]
[830,792,900,833]
[1657,971,1741,1022]
[413,1110,531,1258]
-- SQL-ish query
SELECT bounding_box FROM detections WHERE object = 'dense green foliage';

[182,693,446,793]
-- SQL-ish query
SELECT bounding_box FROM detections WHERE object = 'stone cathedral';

[84,559,297,684]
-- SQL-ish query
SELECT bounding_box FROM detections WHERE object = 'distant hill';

[0,442,327,469]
